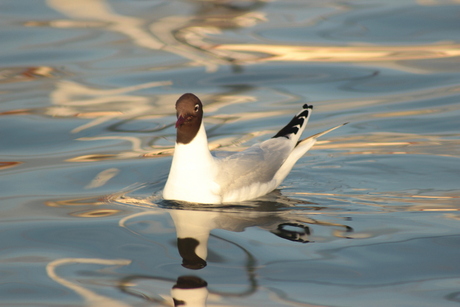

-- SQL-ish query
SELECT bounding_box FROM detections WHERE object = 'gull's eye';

[194,104,199,112]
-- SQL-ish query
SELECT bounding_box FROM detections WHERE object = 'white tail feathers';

[273,123,347,184]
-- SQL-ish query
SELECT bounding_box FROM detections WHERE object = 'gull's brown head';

[175,93,203,144]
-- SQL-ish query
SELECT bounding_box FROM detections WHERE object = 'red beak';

[175,115,186,128]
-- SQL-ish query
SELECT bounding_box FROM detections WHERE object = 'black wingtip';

[273,104,313,139]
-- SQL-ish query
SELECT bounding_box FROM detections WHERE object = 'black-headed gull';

[163,93,345,204]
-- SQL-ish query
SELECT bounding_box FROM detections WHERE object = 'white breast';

[163,124,221,203]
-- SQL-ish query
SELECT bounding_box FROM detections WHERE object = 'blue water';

[1,0,460,306]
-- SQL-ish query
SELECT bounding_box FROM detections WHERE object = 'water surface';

[1,0,460,306]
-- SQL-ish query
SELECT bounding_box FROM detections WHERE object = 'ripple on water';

[1,0,460,306]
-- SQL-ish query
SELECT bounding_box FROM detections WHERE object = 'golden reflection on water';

[0,66,57,83]
[11,0,453,77]
[0,161,22,170]
[49,80,172,133]
[65,129,460,162]
[85,168,120,189]
[42,0,270,72]
[315,131,460,158]
[418,0,460,5]
[45,197,106,208]
[70,209,122,218]
[9,0,452,166]
[46,258,132,307]
[296,191,460,213]
[213,43,460,63]
[66,154,122,162]
[39,0,460,74]
[45,192,158,210]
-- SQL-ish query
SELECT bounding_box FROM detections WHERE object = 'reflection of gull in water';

[45,192,358,306]
[118,194,352,270]
[169,210,310,269]
[118,274,208,307]
[168,202,351,270]
[171,276,208,307]
[48,257,203,306]
[114,195,352,306]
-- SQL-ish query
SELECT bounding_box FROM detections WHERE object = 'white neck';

[163,123,221,203]
[176,122,211,159]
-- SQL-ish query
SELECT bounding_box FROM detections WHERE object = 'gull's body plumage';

[163,93,344,204]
